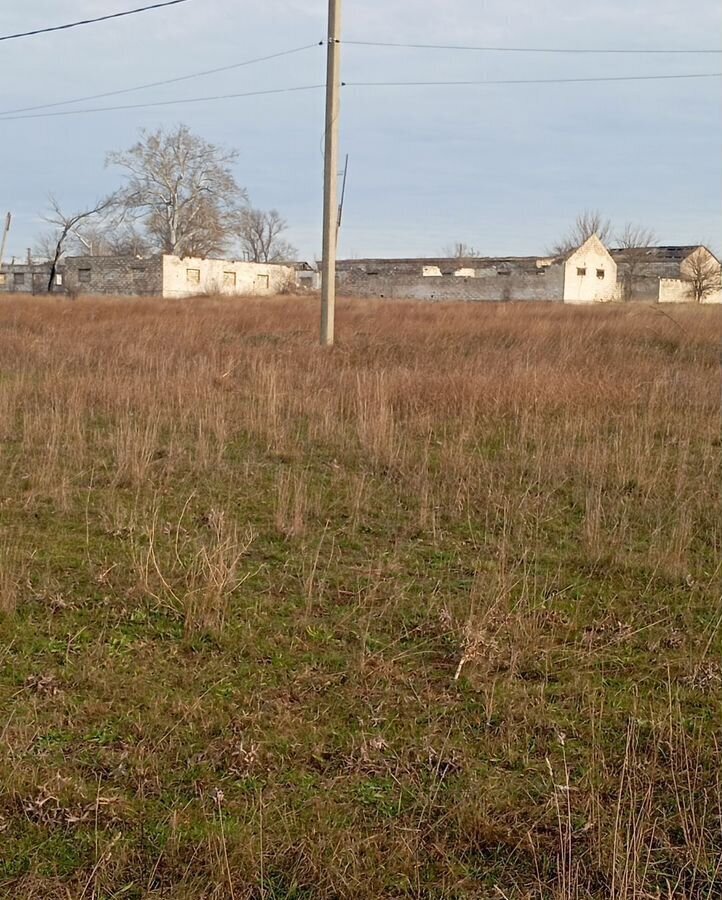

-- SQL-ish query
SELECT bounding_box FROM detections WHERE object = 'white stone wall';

[699,288,721,304]
[563,235,618,303]
[162,256,295,299]
[659,278,722,304]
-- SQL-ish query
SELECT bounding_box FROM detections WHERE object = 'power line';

[343,72,722,87]
[0,43,323,117]
[0,71,717,123]
[1,35,716,120]
[342,38,722,55]
[0,84,326,121]
[0,0,192,43]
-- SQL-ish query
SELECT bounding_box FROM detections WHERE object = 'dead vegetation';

[0,294,720,898]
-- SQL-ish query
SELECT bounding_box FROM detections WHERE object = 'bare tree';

[683,248,721,302]
[108,125,248,258]
[33,231,60,262]
[615,222,656,249]
[443,242,482,258]
[614,222,657,301]
[106,225,152,257]
[41,194,117,291]
[551,210,612,256]
[237,208,297,262]
[67,223,112,256]
[68,221,151,257]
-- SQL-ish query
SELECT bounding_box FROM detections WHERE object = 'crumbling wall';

[659,278,722,304]
[618,273,663,302]
[337,265,565,302]
[616,250,719,302]
[0,262,60,294]
[295,270,320,290]
[64,256,163,295]
[162,256,296,298]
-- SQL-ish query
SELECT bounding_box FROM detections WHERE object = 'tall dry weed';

[275,468,309,538]
[132,501,254,635]
[0,542,25,616]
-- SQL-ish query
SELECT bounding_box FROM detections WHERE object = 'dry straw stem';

[131,497,255,635]
[0,543,28,616]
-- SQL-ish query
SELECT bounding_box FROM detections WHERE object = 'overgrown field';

[0,296,721,899]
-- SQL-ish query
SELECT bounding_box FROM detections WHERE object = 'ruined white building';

[335,236,721,305]
[161,256,295,298]
[561,235,618,303]
[61,254,297,297]
[336,234,618,303]
[657,247,722,304]
[610,245,722,302]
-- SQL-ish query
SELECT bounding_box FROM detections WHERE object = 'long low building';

[0,255,302,297]
[336,238,722,304]
[610,245,720,302]
[63,255,297,297]
[337,235,618,304]
[2,243,720,304]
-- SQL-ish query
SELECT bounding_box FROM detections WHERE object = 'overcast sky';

[0,0,720,261]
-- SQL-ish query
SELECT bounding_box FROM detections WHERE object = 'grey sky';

[0,0,720,262]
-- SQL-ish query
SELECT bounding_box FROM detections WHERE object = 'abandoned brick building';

[1,240,719,304]
[336,238,721,304]
[0,255,298,297]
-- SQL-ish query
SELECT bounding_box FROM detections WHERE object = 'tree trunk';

[47,247,62,293]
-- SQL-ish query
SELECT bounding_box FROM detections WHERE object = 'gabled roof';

[562,233,615,264]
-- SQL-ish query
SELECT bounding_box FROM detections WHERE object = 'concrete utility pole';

[0,214,11,270]
[320,0,341,346]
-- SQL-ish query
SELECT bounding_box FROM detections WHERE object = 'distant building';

[290,260,321,291]
[337,255,565,302]
[336,235,617,304]
[655,247,722,304]
[610,245,718,302]
[0,254,315,298]
[561,235,618,304]
[62,255,298,297]
[0,260,62,294]
[2,243,717,305]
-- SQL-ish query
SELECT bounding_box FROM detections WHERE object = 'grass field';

[0,295,721,899]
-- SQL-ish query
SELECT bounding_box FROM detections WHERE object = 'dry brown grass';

[0,294,720,898]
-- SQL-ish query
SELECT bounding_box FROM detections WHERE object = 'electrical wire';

[341,39,722,55]
[0,43,323,117]
[0,0,192,43]
[2,32,717,121]
[0,84,326,121]
[343,73,722,87]
[1,70,717,122]
[0,67,718,123]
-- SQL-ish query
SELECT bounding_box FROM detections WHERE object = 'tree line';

[37,124,297,291]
